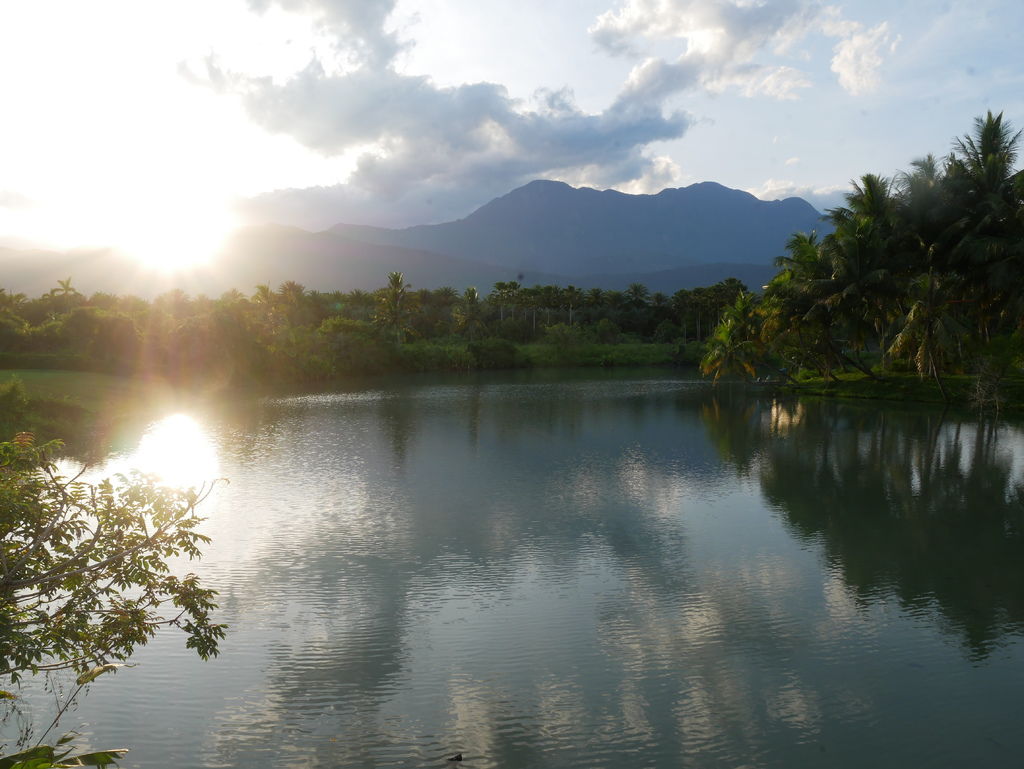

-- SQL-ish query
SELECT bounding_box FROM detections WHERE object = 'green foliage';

[521,342,675,368]
[0,379,29,419]
[467,338,521,369]
[672,340,706,365]
[593,318,621,344]
[756,111,1024,396]
[397,341,474,372]
[0,436,225,682]
[1,735,127,768]
[540,323,585,348]
[652,320,680,343]
[0,270,765,389]
[701,292,762,383]
[317,317,397,375]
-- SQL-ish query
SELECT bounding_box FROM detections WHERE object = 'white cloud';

[589,0,897,101]
[747,178,846,212]
[590,0,819,102]
[740,65,812,100]
[784,157,800,166]
[244,0,405,69]
[198,0,691,227]
[828,21,896,95]
[194,0,898,229]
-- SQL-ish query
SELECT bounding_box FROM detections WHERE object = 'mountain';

[0,181,824,297]
[331,180,827,276]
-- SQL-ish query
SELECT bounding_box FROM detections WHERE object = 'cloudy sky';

[1,0,1021,266]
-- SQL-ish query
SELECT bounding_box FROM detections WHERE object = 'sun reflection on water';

[69,413,220,491]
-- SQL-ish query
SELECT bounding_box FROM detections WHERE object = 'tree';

[374,272,415,344]
[0,434,224,683]
[625,282,650,308]
[561,285,584,326]
[490,281,521,321]
[946,111,1024,339]
[700,292,762,383]
[889,271,966,400]
[453,287,486,340]
[48,279,81,316]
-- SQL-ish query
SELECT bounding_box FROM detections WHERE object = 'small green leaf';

[56,748,128,767]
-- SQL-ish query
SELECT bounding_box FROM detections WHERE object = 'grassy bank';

[783,370,1024,415]
[519,342,678,368]
[393,339,691,372]
[0,370,182,449]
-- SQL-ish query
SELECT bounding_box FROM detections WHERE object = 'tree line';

[0,271,748,383]
[703,111,1024,402]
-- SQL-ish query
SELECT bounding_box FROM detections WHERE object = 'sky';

[0,0,1021,267]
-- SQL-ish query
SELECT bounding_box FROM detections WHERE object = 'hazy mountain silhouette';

[1,181,824,296]
[331,180,827,275]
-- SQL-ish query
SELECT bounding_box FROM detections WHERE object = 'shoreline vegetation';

[2,112,1023,440]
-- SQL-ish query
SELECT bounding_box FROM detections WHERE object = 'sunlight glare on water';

[90,413,220,490]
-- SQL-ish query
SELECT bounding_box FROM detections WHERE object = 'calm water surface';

[16,370,1024,767]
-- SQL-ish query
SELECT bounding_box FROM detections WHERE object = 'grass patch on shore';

[520,342,676,368]
[2,369,159,408]
[0,370,181,450]
[784,370,1024,413]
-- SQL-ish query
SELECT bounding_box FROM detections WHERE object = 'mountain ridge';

[1,180,825,296]
[328,179,826,276]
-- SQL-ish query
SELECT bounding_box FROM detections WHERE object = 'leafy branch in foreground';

[0,433,226,682]
[0,731,126,768]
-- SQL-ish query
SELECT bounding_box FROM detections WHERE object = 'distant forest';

[1,112,1021,396]
[0,271,747,383]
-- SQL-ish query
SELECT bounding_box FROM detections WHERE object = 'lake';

[11,369,1024,768]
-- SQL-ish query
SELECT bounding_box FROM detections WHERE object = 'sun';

[116,199,237,272]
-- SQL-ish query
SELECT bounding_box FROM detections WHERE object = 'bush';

[652,320,681,344]
[489,317,532,343]
[317,317,398,375]
[398,342,475,372]
[594,318,621,344]
[0,377,29,418]
[672,340,705,365]
[541,323,585,348]
[468,338,521,369]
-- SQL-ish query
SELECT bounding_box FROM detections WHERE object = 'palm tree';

[453,287,486,340]
[252,284,274,306]
[889,270,966,400]
[277,281,307,305]
[700,292,762,383]
[345,289,376,321]
[219,289,247,305]
[670,289,691,340]
[763,231,842,379]
[490,281,521,321]
[50,276,81,314]
[521,285,542,334]
[945,111,1024,339]
[562,285,584,325]
[375,271,414,343]
[950,111,1021,200]
[625,282,650,308]
[0,289,27,312]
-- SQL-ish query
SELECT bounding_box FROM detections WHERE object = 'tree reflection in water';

[702,392,1024,658]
